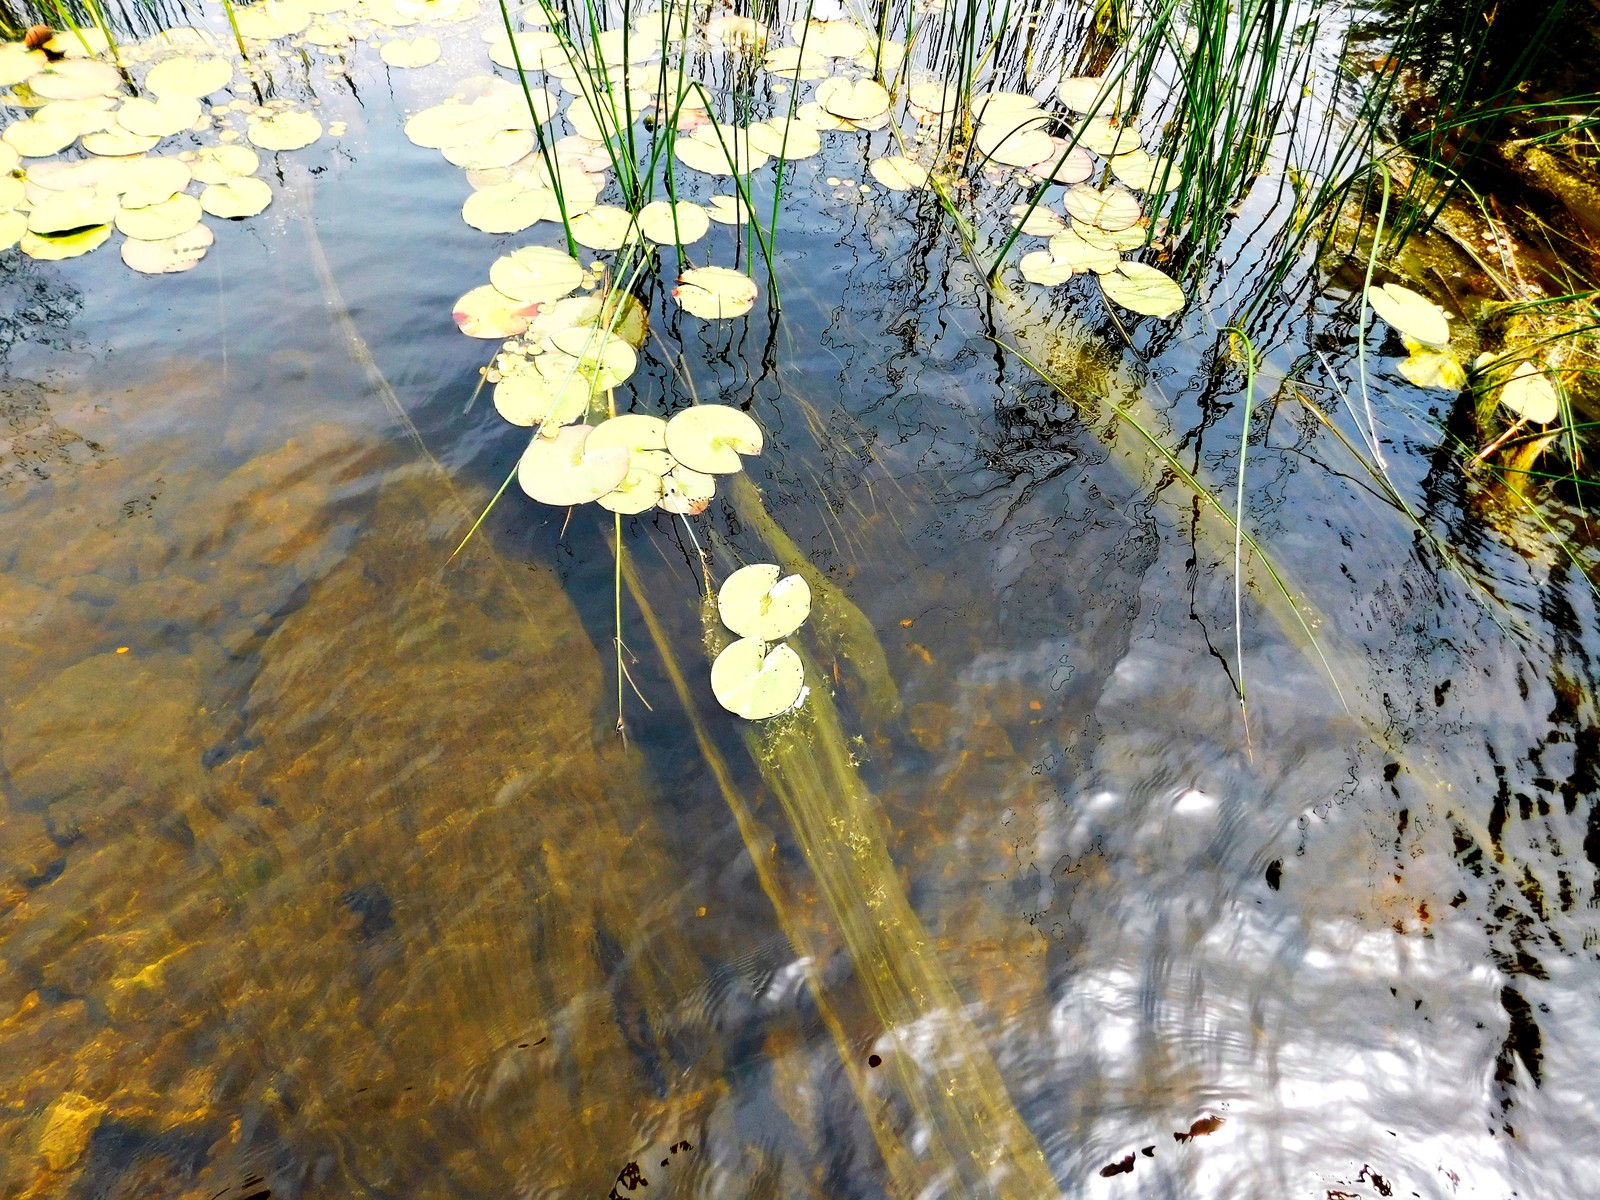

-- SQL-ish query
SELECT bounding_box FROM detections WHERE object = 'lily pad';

[115,192,203,240]
[192,145,260,184]
[974,122,1055,168]
[1019,250,1077,285]
[1111,149,1180,193]
[794,18,870,59]
[1064,184,1142,231]
[815,76,890,122]
[638,199,710,246]
[442,130,536,170]
[246,110,322,152]
[1074,117,1141,156]
[28,188,117,235]
[587,413,669,461]
[1057,75,1130,114]
[1366,282,1449,348]
[710,637,805,720]
[673,129,770,176]
[146,56,233,99]
[462,182,552,233]
[1049,228,1121,273]
[545,326,638,390]
[516,423,631,506]
[674,266,758,319]
[234,0,312,40]
[120,222,214,273]
[707,194,752,225]
[108,157,194,207]
[0,43,45,89]
[0,210,25,253]
[1012,204,1066,237]
[747,119,823,161]
[21,224,111,260]
[1100,261,1185,318]
[118,95,203,138]
[381,36,442,67]
[717,563,812,639]
[82,128,160,156]
[907,82,960,114]
[570,205,639,250]
[29,60,121,101]
[868,156,929,191]
[597,466,667,514]
[493,363,592,428]
[1034,140,1095,185]
[199,176,273,218]
[2,118,80,159]
[454,284,540,338]
[1397,344,1466,391]
[665,403,763,473]
[762,46,830,80]
[1498,360,1559,423]
[658,463,716,514]
[489,245,584,303]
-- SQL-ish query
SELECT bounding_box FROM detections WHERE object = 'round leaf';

[674,266,758,319]
[199,176,272,218]
[1100,261,1186,318]
[868,156,928,191]
[710,638,805,720]
[665,404,763,474]
[146,55,234,99]
[637,199,710,246]
[454,284,540,338]
[117,95,203,138]
[120,222,214,273]
[115,191,202,240]
[516,423,631,506]
[489,245,583,303]
[718,563,812,639]
[1064,184,1142,231]
[1366,282,1449,348]
[1498,360,1558,423]
[246,110,322,152]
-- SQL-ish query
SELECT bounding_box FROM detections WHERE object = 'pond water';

[3,3,1600,1198]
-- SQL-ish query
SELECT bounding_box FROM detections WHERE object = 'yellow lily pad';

[710,637,805,720]
[116,192,203,240]
[21,224,111,260]
[453,284,541,338]
[674,267,758,319]
[1498,360,1559,423]
[868,156,929,191]
[516,423,631,506]
[658,463,717,514]
[199,176,272,218]
[665,403,763,473]
[462,182,552,233]
[246,110,322,152]
[1366,282,1449,348]
[1100,260,1186,318]
[120,222,215,273]
[118,95,203,138]
[637,199,710,246]
[717,563,812,639]
[146,55,234,99]
[83,128,160,156]
[1018,250,1077,285]
[1064,184,1142,231]
[814,76,890,122]
[380,36,443,68]
[191,144,260,184]
[489,245,584,303]
[28,187,117,235]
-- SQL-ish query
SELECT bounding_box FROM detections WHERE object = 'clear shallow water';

[3,8,1600,1200]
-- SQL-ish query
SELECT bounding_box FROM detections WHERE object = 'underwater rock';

[36,1091,103,1173]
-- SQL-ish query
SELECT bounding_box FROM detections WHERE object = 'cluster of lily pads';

[0,0,487,268]
[1367,280,1559,426]
[709,563,812,720]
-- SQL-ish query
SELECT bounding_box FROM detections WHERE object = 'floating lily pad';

[1397,344,1466,391]
[718,563,812,639]
[234,1,312,40]
[1064,184,1141,231]
[1049,228,1121,273]
[404,103,487,149]
[489,245,584,303]
[28,187,117,235]
[869,156,929,191]
[21,224,111,260]
[1366,282,1449,348]
[454,284,540,338]
[118,95,203,138]
[1012,203,1066,237]
[115,192,203,240]
[815,76,890,122]
[1498,360,1559,423]
[199,176,272,218]
[0,144,18,174]
[487,28,561,70]
[746,119,823,160]
[1034,140,1094,185]
[0,43,45,89]
[83,128,160,156]
[673,129,770,176]
[638,199,710,245]
[971,91,1042,123]
[0,176,21,210]
[120,222,214,273]
[146,55,233,99]
[974,122,1054,168]
[545,326,638,390]
[516,423,631,506]
[588,413,669,460]
[761,46,829,81]
[710,637,805,720]
[1074,117,1141,156]
[29,60,121,101]
[674,266,758,319]
[794,18,870,58]
[108,157,193,207]
[1057,75,1130,113]
[597,466,666,514]
[443,130,536,170]
[1111,149,1180,193]
[380,36,443,68]
[192,144,260,184]
[1019,250,1077,285]
[0,210,27,253]
[907,81,960,114]
[706,194,752,225]
[246,110,322,152]
[462,182,552,233]
[1100,261,1185,318]
[493,363,592,428]
[1073,220,1148,251]
[665,403,763,473]
[570,204,638,250]
[658,463,716,514]
[2,118,79,159]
